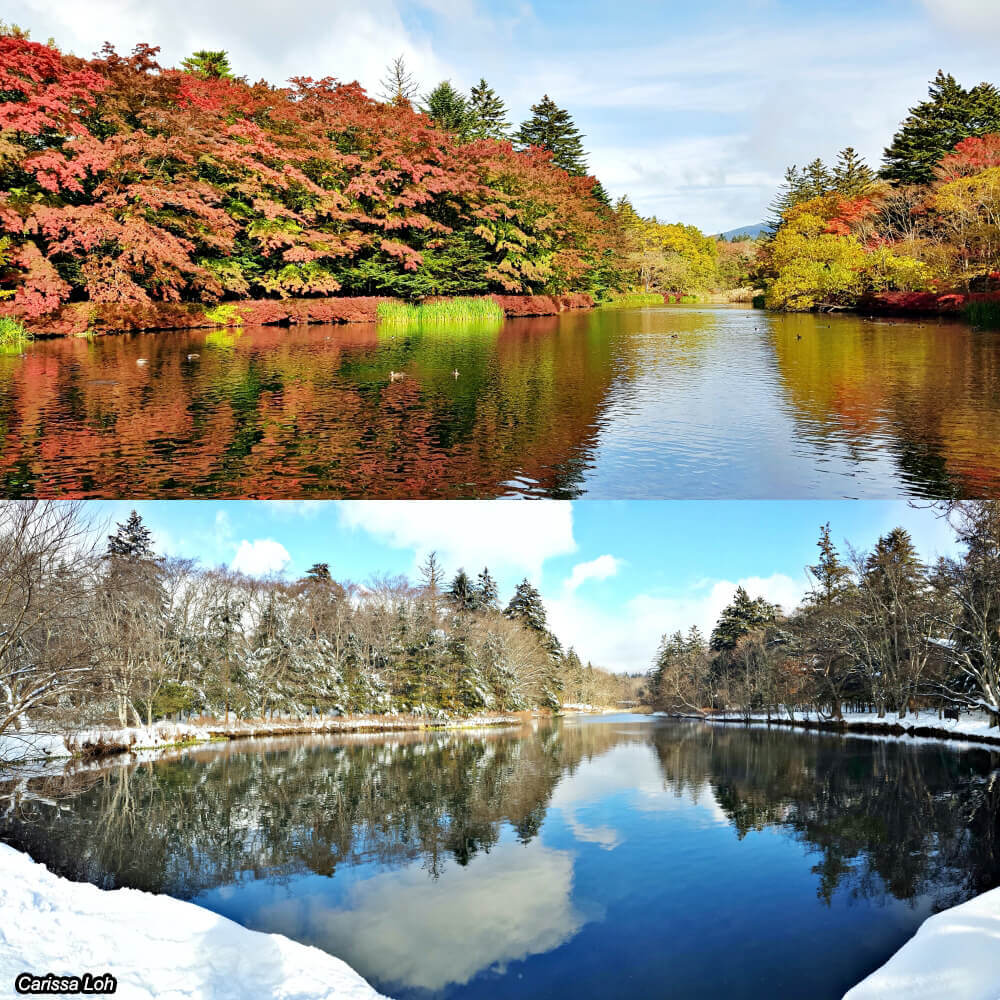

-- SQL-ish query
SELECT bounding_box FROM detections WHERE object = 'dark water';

[3,717,1000,999]
[2,307,999,498]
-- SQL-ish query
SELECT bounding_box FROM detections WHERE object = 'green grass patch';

[203,303,244,327]
[377,297,504,328]
[599,292,665,308]
[0,315,31,354]
[966,299,1000,329]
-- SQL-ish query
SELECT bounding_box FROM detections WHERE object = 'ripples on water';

[1,306,998,497]
[2,717,999,1000]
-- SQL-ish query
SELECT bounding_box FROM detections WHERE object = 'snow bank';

[1,714,525,765]
[843,886,1000,1000]
[0,843,387,1000]
[705,709,1000,749]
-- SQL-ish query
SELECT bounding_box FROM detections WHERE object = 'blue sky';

[8,0,998,232]
[93,500,959,673]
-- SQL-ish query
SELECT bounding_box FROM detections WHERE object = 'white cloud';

[252,840,585,992]
[564,554,623,593]
[337,500,576,582]
[547,572,807,673]
[230,538,292,577]
[919,0,1000,32]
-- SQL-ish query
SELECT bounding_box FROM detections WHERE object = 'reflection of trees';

[650,723,1000,909]
[7,721,996,921]
[770,316,1000,496]
[0,722,630,896]
[0,314,625,498]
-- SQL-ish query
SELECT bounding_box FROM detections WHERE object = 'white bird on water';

[452,369,460,378]
[136,358,148,366]
[390,370,405,380]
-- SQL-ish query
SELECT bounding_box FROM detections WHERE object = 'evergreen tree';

[466,78,510,140]
[379,54,418,106]
[505,578,549,633]
[106,510,155,561]
[881,71,1000,185]
[448,569,476,611]
[305,562,332,583]
[832,147,876,197]
[807,523,852,605]
[475,567,499,610]
[590,178,611,208]
[181,50,234,79]
[515,95,588,175]
[710,586,779,651]
[421,80,470,137]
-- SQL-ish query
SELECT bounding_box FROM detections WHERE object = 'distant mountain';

[716,223,768,240]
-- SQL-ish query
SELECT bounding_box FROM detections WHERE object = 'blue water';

[4,717,998,999]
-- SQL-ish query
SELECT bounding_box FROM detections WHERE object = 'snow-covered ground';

[0,843,387,1000]
[843,885,1000,1000]
[704,709,1000,748]
[0,714,524,765]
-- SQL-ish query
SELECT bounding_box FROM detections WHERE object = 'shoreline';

[0,713,535,767]
[656,709,1000,750]
[0,843,388,1000]
[0,293,595,338]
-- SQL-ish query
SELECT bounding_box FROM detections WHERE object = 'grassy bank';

[0,315,31,354]
[0,293,594,338]
[377,296,505,328]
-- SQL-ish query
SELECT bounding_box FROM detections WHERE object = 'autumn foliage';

[0,36,616,317]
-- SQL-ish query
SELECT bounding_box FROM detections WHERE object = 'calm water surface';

[2,307,999,497]
[3,717,1000,999]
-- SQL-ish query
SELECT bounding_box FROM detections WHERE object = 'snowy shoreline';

[0,843,387,999]
[842,884,1000,1000]
[674,708,1000,751]
[0,713,528,766]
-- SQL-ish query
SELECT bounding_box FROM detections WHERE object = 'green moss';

[598,292,664,308]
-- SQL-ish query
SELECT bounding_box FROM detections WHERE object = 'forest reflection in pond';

[3,717,1000,1000]
[2,307,1000,497]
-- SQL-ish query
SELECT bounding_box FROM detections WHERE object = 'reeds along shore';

[0,293,596,338]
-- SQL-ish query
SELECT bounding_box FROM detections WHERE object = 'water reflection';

[2,720,999,999]
[2,308,1000,497]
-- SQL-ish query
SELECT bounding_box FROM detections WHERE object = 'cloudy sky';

[7,0,999,232]
[91,500,959,673]
[4,0,1000,232]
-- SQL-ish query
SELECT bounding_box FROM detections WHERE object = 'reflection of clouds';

[551,738,730,829]
[254,841,584,992]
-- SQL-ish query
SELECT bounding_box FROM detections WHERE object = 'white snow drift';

[843,885,1000,1000]
[0,844,386,1000]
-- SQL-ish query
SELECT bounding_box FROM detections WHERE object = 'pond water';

[3,717,999,1000]
[2,306,999,498]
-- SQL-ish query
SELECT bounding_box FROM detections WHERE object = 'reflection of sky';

[238,840,585,992]
[192,723,946,1000]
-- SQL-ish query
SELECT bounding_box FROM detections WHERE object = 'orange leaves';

[0,34,615,310]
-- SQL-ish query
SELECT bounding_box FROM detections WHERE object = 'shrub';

[966,299,1000,329]
[203,303,244,326]
[0,315,31,353]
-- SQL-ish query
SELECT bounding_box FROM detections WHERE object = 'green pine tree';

[448,569,477,611]
[505,578,549,633]
[106,510,156,561]
[181,50,234,80]
[466,79,510,140]
[476,567,499,610]
[881,71,1000,185]
[420,80,470,137]
[515,95,588,175]
[832,147,876,197]
[710,586,779,652]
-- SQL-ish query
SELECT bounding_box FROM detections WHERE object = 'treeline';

[0,25,758,321]
[647,500,1000,726]
[0,30,622,316]
[0,502,632,744]
[759,72,1000,313]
